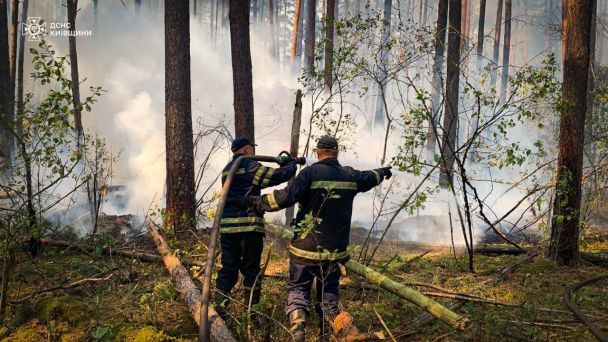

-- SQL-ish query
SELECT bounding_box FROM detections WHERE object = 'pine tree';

[164,0,196,234]
[229,0,255,141]
[549,0,593,267]
[439,0,462,188]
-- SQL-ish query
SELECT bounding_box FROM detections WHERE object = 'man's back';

[255,157,387,263]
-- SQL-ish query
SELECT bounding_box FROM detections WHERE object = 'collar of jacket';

[232,153,246,160]
[315,158,341,166]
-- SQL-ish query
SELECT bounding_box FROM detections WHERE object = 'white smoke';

[25,1,546,244]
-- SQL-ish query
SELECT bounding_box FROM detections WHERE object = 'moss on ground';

[37,295,87,325]
[116,326,170,341]
[0,232,606,341]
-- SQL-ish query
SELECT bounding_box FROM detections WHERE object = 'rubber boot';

[244,287,263,328]
[288,309,306,342]
[213,290,230,321]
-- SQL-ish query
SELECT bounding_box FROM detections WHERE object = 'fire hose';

[199,153,305,342]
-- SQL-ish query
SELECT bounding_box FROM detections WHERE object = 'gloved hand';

[276,155,294,166]
[381,166,393,180]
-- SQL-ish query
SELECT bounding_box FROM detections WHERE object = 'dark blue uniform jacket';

[220,153,297,234]
[254,158,386,264]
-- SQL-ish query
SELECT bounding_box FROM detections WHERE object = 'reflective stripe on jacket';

[220,154,296,234]
[255,158,386,264]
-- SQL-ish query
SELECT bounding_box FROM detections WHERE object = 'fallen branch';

[11,271,114,304]
[268,224,469,330]
[473,244,526,255]
[563,274,608,342]
[490,252,537,285]
[148,223,236,342]
[39,237,206,268]
[506,320,575,330]
[373,308,396,342]
[401,281,488,300]
[395,250,433,271]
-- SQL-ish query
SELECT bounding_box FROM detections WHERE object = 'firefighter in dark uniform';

[214,137,297,320]
[247,136,392,341]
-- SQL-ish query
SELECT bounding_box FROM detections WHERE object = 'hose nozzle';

[278,151,307,165]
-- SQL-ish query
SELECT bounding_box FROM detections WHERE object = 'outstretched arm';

[352,166,392,193]
[251,169,311,212]
[248,160,297,188]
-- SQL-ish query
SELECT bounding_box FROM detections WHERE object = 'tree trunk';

[490,0,503,90]
[274,0,280,61]
[0,246,14,322]
[222,0,229,29]
[0,0,13,180]
[323,0,335,93]
[210,0,215,40]
[584,0,597,176]
[561,0,567,59]
[93,0,98,27]
[476,0,486,71]
[373,0,392,127]
[598,0,606,65]
[290,0,303,64]
[148,224,236,342]
[296,0,305,66]
[499,0,512,104]
[16,0,28,132]
[9,0,16,95]
[422,0,428,26]
[165,0,196,234]
[268,0,276,58]
[305,0,316,69]
[67,0,83,143]
[438,0,462,188]
[229,0,255,141]
[284,90,302,225]
[461,0,470,50]
[549,0,593,267]
[426,0,448,159]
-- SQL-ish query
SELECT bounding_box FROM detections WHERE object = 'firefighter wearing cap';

[214,137,297,320]
[247,136,392,341]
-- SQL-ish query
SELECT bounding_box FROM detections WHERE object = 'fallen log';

[39,237,206,268]
[148,223,236,342]
[564,274,608,342]
[268,224,469,330]
[346,261,468,329]
[581,252,608,266]
[473,244,526,255]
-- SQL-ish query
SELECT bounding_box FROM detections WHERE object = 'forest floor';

[0,222,607,342]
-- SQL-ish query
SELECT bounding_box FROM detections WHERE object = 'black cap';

[316,136,339,150]
[231,137,257,152]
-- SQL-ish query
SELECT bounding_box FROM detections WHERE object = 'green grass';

[1,235,607,341]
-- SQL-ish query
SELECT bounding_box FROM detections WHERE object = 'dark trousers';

[216,232,264,295]
[285,259,341,318]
